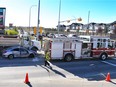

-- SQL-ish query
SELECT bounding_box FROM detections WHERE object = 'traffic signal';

[33,27,36,35]
[39,27,42,34]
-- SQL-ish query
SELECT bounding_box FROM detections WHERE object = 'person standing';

[44,51,52,69]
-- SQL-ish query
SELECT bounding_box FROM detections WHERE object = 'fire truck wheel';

[100,53,108,60]
[64,54,74,62]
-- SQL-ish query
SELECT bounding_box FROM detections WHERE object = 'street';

[0,56,116,87]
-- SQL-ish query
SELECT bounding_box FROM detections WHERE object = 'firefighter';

[44,50,52,69]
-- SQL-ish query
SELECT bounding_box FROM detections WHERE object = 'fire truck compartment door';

[51,42,63,59]
[75,42,82,59]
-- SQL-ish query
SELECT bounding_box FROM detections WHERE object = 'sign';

[33,27,36,35]
[0,7,6,29]
[33,27,43,35]
[39,27,42,34]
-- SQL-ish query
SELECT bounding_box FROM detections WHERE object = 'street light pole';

[36,0,40,41]
[57,0,61,36]
[29,5,37,35]
[87,11,90,29]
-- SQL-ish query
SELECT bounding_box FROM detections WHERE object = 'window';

[102,42,106,48]
[12,48,20,51]
[103,39,106,42]
[0,12,3,15]
[97,43,101,48]
[20,48,28,54]
[98,39,101,42]
[64,42,70,49]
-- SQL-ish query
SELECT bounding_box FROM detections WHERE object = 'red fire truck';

[44,36,116,62]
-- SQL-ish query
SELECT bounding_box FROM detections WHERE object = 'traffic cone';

[24,73,30,84]
[105,72,111,82]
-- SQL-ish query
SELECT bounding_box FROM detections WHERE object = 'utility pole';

[57,0,61,36]
[37,0,40,41]
[87,11,90,29]
[29,5,36,45]
[29,5,37,35]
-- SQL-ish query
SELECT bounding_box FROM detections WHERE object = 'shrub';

[5,29,19,35]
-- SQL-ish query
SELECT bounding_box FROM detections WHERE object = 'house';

[56,24,66,31]
[70,23,83,30]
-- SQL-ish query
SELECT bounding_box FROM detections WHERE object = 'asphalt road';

[0,57,116,87]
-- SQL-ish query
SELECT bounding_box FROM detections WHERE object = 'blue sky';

[1,0,116,28]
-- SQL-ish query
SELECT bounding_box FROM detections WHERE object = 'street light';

[57,0,61,36]
[87,11,90,29]
[29,5,37,35]
[28,5,37,45]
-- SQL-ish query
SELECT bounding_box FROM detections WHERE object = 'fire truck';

[79,35,116,60]
[44,36,116,62]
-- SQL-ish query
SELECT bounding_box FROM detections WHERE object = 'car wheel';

[29,54,35,58]
[8,54,14,59]
[100,53,108,60]
[64,54,73,62]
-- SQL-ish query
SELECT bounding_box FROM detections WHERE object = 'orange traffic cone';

[105,72,111,82]
[24,73,30,84]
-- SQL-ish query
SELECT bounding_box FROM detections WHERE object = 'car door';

[12,48,20,57]
[20,48,29,57]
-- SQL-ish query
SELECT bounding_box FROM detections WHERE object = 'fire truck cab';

[79,35,116,60]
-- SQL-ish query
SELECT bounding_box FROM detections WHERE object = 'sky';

[1,0,116,28]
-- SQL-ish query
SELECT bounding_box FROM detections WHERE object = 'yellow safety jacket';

[45,52,50,61]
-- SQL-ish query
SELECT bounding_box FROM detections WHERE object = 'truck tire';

[8,54,14,59]
[64,54,74,62]
[99,53,108,60]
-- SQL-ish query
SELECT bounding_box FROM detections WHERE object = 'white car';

[54,34,67,38]
[2,46,35,59]
[67,34,78,38]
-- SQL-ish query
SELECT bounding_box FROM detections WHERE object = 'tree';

[113,26,116,34]
[96,27,103,35]
[91,22,96,35]
[104,24,109,36]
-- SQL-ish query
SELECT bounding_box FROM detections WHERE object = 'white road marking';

[101,61,116,67]
[113,58,116,60]
[32,57,39,62]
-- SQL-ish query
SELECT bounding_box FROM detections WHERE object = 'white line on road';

[101,61,116,67]
[113,58,116,60]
